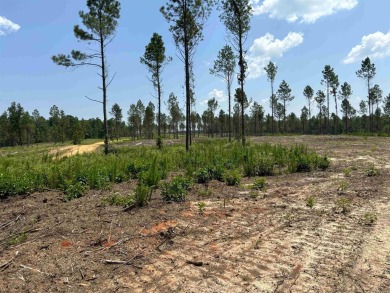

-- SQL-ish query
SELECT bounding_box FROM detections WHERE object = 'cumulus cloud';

[200,89,227,105]
[250,0,358,23]
[0,16,21,36]
[247,32,304,79]
[343,31,390,64]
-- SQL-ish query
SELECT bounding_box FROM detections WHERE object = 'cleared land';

[0,136,389,292]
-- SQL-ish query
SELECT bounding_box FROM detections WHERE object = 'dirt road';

[49,141,104,158]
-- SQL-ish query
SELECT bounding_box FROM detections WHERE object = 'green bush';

[194,168,212,184]
[161,176,191,202]
[296,156,312,172]
[318,156,330,170]
[64,180,88,201]
[252,177,267,190]
[366,165,379,177]
[223,169,242,186]
[306,196,315,208]
[134,183,152,207]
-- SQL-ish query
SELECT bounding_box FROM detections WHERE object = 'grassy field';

[0,136,389,292]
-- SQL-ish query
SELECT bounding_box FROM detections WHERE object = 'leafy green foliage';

[0,140,329,199]
[252,177,267,190]
[134,183,152,207]
[336,197,351,214]
[102,192,135,207]
[161,176,192,202]
[223,169,242,186]
[366,165,379,176]
[306,196,316,208]
[363,212,377,225]
[63,180,88,201]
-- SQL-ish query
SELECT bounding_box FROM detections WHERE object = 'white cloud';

[250,0,358,23]
[343,31,390,64]
[247,32,304,79]
[200,89,227,105]
[0,16,21,36]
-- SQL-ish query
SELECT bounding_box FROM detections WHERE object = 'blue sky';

[1,0,390,120]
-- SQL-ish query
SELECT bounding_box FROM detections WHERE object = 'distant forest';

[1,81,390,147]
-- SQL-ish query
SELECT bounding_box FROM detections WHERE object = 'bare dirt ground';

[49,142,105,158]
[1,136,390,292]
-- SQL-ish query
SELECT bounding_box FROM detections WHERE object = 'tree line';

[1,74,390,147]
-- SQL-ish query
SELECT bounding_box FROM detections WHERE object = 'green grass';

[0,139,329,199]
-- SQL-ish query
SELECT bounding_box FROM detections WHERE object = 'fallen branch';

[0,215,21,230]
[186,260,208,267]
[0,259,13,271]
[20,264,53,276]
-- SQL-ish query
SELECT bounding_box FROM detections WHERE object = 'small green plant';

[366,165,379,177]
[198,187,213,197]
[156,136,163,149]
[161,176,192,202]
[140,157,161,189]
[343,168,352,177]
[296,156,312,172]
[6,232,27,246]
[134,183,152,207]
[363,212,377,225]
[223,169,242,186]
[102,192,135,207]
[64,180,88,201]
[337,181,349,195]
[318,156,330,170]
[306,196,316,208]
[252,177,267,190]
[194,168,212,184]
[196,202,206,214]
[336,197,351,214]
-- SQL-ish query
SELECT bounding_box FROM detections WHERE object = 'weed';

[161,176,191,202]
[198,187,213,197]
[363,212,377,225]
[196,202,206,214]
[306,196,316,208]
[156,136,163,149]
[134,183,152,207]
[6,232,27,246]
[366,165,379,177]
[252,177,267,190]
[336,197,351,214]
[102,192,135,207]
[343,168,352,177]
[140,157,161,189]
[64,180,88,201]
[194,168,212,184]
[296,156,312,172]
[223,169,242,186]
[337,181,349,195]
[318,156,330,170]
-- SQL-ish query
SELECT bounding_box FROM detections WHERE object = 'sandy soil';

[49,142,105,158]
[0,136,389,292]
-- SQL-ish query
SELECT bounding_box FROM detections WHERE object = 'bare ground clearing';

[0,136,389,292]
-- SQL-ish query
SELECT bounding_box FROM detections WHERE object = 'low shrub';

[223,169,242,186]
[63,180,88,201]
[161,176,191,202]
[252,177,267,190]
